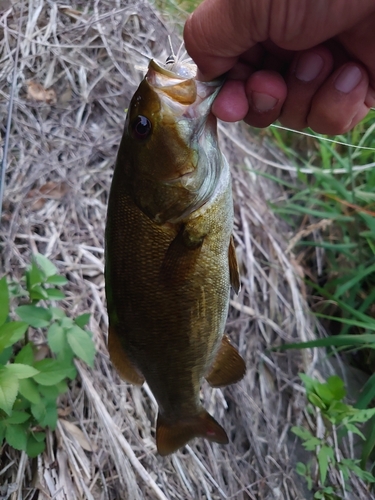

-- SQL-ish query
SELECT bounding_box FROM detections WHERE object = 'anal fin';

[156,409,228,456]
[229,236,240,294]
[108,325,144,385]
[205,335,246,388]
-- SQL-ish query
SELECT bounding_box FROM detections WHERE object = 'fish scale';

[105,57,246,456]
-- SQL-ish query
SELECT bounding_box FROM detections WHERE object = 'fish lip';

[149,59,189,80]
[149,59,224,87]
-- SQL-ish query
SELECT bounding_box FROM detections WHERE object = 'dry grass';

[0,1,370,499]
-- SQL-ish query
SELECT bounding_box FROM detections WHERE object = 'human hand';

[184,0,375,134]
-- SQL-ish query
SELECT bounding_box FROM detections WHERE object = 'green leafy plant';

[0,254,95,457]
[261,118,375,469]
[293,374,375,499]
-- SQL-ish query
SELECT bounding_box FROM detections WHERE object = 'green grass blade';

[355,373,375,410]
[276,333,375,351]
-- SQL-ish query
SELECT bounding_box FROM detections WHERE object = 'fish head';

[119,58,224,224]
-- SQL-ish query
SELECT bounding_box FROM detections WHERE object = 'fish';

[105,53,246,456]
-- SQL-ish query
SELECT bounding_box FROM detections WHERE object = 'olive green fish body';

[105,58,245,455]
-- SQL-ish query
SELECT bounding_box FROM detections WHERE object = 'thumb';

[184,0,375,80]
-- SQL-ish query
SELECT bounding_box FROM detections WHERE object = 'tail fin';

[156,409,228,456]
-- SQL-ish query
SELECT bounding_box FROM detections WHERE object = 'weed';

[293,374,375,498]
[0,254,95,457]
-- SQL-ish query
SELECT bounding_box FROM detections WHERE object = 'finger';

[279,46,334,130]
[307,63,370,134]
[243,71,287,128]
[212,80,249,122]
[184,0,270,81]
[184,0,375,80]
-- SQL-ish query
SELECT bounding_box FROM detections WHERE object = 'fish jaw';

[123,59,225,224]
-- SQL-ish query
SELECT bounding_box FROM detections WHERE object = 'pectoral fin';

[205,335,246,388]
[229,236,240,294]
[160,225,204,286]
[108,325,144,385]
[156,409,228,456]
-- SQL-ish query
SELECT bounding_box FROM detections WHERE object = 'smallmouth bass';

[105,55,246,456]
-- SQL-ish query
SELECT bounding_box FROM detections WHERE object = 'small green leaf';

[26,434,45,457]
[315,383,335,405]
[0,367,19,414]
[340,458,375,482]
[30,401,46,423]
[308,393,326,410]
[75,313,90,328]
[67,326,95,367]
[33,254,57,277]
[56,380,69,394]
[327,375,346,400]
[31,401,57,429]
[299,373,316,393]
[50,307,66,320]
[0,321,28,351]
[345,407,375,424]
[33,431,46,442]
[6,364,39,379]
[0,347,13,365]
[303,437,322,451]
[0,277,9,327]
[15,343,34,365]
[18,378,41,405]
[26,262,44,290]
[42,404,58,429]
[16,305,52,328]
[318,445,334,485]
[343,423,365,440]
[45,289,65,300]
[291,426,314,441]
[296,462,306,475]
[60,317,74,329]
[3,411,31,424]
[5,424,28,451]
[47,323,67,353]
[13,397,30,412]
[29,285,48,301]
[45,275,68,286]
[38,384,59,401]
[33,359,70,386]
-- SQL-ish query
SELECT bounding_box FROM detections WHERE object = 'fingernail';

[251,92,278,112]
[295,53,324,82]
[335,65,362,93]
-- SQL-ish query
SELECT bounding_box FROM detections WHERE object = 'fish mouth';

[146,59,224,106]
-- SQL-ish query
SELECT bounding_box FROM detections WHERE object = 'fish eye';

[132,115,152,140]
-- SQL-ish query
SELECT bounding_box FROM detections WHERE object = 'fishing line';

[271,123,375,152]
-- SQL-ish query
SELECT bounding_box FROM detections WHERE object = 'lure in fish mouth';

[105,52,246,456]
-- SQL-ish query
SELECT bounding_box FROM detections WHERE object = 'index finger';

[183,0,268,80]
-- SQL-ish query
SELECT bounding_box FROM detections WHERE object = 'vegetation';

[267,115,375,490]
[0,254,95,457]
[292,374,375,499]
